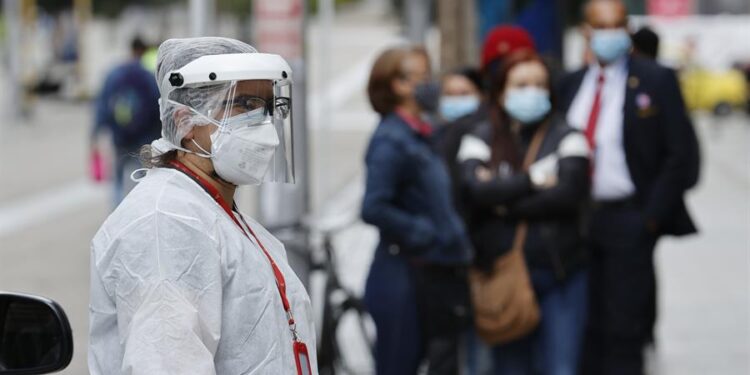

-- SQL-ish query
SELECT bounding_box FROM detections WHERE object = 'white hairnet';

[155,37,258,153]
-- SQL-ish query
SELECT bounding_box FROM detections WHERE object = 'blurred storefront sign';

[648,0,693,16]
[253,0,304,60]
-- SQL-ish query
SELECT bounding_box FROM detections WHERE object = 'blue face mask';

[590,28,632,64]
[503,87,551,124]
[439,95,480,121]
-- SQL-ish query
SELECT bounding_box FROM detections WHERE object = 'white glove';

[528,153,559,189]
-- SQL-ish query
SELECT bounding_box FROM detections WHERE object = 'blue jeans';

[491,268,588,375]
[465,327,493,375]
[364,250,422,375]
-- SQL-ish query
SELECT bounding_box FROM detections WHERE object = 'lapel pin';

[636,93,652,109]
[628,76,640,89]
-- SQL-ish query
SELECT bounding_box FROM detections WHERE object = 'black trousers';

[413,264,471,375]
[581,204,658,375]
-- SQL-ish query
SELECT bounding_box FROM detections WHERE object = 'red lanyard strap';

[167,161,298,335]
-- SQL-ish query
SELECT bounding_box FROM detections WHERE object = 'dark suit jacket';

[557,56,700,236]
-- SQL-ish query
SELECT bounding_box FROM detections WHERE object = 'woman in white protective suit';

[88,37,317,375]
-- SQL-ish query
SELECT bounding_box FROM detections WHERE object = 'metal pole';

[74,0,92,98]
[318,0,334,200]
[255,0,311,288]
[3,0,23,120]
[189,0,214,37]
[404,0,430,43]
[438,0,479,70]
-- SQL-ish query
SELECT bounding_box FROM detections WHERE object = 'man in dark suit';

[557,1,700,374]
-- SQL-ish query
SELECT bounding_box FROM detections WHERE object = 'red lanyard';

[168,161,300,340]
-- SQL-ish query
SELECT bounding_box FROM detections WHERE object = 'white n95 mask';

[210,110,280,186]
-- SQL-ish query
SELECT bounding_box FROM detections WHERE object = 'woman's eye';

[247,99,266,110]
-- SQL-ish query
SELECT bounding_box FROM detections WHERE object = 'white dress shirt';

[566,57,636,200]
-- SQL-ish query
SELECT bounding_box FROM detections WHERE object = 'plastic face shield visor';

[164,53,295,183]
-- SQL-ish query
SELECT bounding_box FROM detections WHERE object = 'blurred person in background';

[438,67,483,124]
[436,26,536,375]
[91,36,161,207]
[557,1,700,374]
[361,45,473,375]
[439,25,537,205]
[459,50,590,375]
[89,37,317,374]
[435,67,483,200]
[631,26,660,60]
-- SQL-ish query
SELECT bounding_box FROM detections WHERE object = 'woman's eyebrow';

[234,94,273,102]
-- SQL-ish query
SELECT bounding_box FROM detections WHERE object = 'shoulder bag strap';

[512,122,550,251]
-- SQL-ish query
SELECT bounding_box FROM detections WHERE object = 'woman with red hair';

[458,50,591,374]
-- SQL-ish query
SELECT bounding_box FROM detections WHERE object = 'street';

[0,4,748,374]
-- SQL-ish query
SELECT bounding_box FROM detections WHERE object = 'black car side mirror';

[0,293,73,374]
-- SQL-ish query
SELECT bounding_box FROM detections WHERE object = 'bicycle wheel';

[334,295,377,375]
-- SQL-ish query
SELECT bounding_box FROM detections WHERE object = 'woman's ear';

[180,128,195,149]
[173,107,194,147]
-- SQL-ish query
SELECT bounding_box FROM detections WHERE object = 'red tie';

[585,73,606,149]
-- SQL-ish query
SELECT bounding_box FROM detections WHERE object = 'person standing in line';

[435,67,483,200]
[434,26,536,375]
[438,67,483,125]
[92,36,162,207]
[557,1,700,374]
[458,50,590,375]
[361,45,473,375]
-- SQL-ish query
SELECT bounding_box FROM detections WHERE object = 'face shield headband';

[154,53,295,184]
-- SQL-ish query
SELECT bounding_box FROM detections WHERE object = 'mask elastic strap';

[190,139,213,158]
[163,138,212,159]
[130,168,149,183]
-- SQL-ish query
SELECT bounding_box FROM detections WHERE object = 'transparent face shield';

[269,80,294,183]
[166,78,294,184]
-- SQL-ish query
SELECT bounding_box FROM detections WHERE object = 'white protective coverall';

[89,167,318,374]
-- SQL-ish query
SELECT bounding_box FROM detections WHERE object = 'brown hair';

[487,50,553,170]
[138,146,177,168]
[367,46,429,115]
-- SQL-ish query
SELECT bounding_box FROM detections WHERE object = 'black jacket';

[434,104,491,212]
[458,116,590,279]
[557,56,700,236]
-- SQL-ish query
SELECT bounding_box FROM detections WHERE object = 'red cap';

[481,25,536,69]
